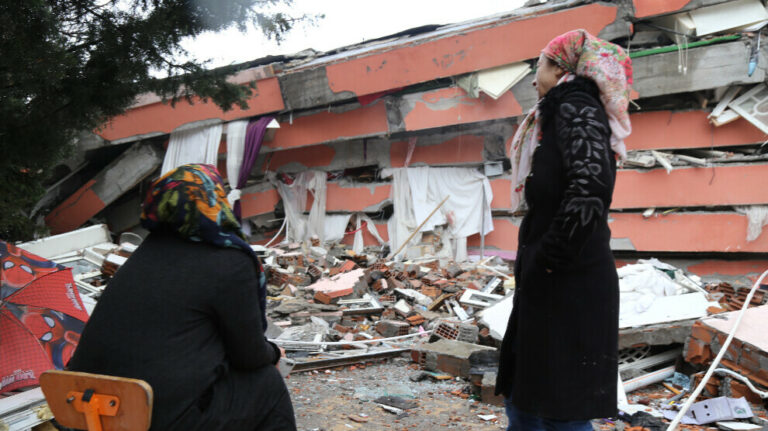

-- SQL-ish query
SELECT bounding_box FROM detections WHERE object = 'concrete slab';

[701,304,768,352]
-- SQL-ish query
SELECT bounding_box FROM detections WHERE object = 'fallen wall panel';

[397,87,522,133]
[632,0,732,18]
[489,165,768,211]
[46,144,162,234]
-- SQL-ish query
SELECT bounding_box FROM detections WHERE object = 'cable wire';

[666,269,768,430]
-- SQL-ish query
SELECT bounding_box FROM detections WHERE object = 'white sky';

[181,0,528,69]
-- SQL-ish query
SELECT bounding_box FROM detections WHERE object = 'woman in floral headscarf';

[70,164,296,431]
[497,30,632,430]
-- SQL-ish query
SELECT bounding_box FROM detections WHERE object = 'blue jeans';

[505,397,593,431]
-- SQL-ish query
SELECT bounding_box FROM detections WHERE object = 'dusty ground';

[285,357,768,431]
[285,357,507,431]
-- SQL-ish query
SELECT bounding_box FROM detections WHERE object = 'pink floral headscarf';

[509,29,632,210]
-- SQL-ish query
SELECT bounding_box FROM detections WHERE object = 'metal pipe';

[623,365,676,393]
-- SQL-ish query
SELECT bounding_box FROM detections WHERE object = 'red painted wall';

[45,180,106,234]
[97,78,284,142]
[626,111,767,151]
[325,4,618,96]
[390,135,486,167]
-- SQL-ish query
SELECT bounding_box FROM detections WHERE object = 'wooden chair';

[39,370,153,431]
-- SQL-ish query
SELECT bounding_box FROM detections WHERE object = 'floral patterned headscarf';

[510,29,632,210]
[141,164,268,326]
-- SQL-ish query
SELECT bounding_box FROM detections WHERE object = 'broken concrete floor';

[285,357,507,430]
[284,358,768,431]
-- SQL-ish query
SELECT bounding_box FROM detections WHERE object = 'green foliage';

[0,0,307,241]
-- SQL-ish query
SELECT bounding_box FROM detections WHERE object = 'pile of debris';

[259,238,514,380]
[263,243,768,429]
[8,224,768,430]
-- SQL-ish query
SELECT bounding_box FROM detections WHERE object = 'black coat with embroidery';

[495,77,619,421]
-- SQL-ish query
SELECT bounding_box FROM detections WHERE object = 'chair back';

[40,370,153,431]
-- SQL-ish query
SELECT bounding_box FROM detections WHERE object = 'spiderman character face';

[19,307,83,370]
[0,242,60,293]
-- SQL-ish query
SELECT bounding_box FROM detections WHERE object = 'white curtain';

[323,213,386,254]
[161,122,223,175]
[325,214,353,242]
[275,176,307,243]
[425,167,494,239]
[270,171,329,243]
[384,166,493,262]
[306,171,327,242]
[382,168,418,260]
[225,120,249,206]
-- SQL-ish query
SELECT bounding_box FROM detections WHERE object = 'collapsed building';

[38,0,768,286]
[5,1,768,428]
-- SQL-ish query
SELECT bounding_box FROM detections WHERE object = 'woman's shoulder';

[540,76,603,119]
[136,232,255,269]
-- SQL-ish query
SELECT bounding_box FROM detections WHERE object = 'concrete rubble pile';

[607,272,768,431]
[5,225,768,430]
[260,236,514,387]
[261,238,768,430]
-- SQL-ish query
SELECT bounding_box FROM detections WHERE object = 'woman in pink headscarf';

[497,29,632,430]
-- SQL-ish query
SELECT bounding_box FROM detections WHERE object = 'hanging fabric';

[233,116,274,221]
[324,214,353,242]
[736,205,768,241]
[161,122,223,175]
[352,213,386,254]
[306,171,327,242]
[425,167,494,239]
[225,120,249,206]
[404,137,417,167]
[270,172,308,243]
[384,166,493,262]
[382,168,418,260]
[269,170,328,243]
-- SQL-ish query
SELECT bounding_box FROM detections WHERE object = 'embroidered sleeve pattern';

[537,96,614,271]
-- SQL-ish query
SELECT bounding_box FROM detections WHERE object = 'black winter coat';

[68,233,283,430]
[496,77,620,421]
